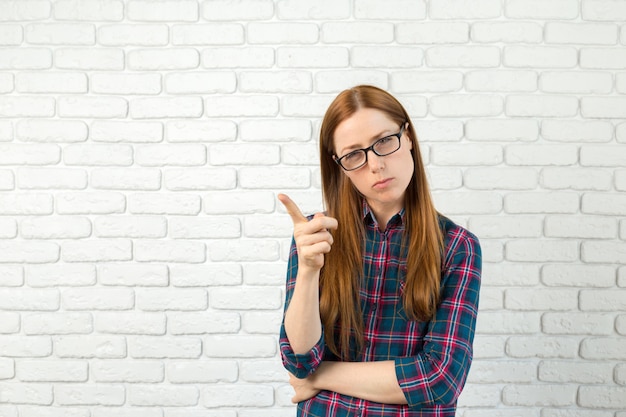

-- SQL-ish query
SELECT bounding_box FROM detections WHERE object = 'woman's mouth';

[373,178,393,189]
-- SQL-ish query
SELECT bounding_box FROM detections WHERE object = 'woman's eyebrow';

[337,129,394,155]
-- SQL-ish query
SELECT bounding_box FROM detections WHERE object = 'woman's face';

[333,108,415,224]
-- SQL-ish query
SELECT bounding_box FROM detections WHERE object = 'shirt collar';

[361,199,405,229]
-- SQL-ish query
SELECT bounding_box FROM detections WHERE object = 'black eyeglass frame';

[333,123,407,172]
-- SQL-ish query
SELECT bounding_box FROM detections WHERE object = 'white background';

[0,0,625,416]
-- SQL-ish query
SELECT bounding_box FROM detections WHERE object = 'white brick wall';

[0,0,624,415]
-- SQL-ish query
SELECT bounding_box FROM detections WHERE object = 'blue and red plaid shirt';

[280,204,482,416]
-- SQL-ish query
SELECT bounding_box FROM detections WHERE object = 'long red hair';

[319,85,444,360]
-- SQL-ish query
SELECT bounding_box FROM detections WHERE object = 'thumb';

[278,193,307,225]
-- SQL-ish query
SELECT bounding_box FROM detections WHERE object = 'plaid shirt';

[280,205,482,416]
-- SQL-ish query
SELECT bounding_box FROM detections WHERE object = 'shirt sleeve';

[279,237,326,378]
[394,226,482,408]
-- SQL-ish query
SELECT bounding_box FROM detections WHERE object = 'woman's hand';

[289,372,321,403]
[278,194,338,273]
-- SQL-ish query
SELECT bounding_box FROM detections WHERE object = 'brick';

[240,120,310,142]
[134,240,205,263]
[205,335,276,358]
[202,0,274,20]
[392,71,462,93]
[278,47,348,68]
[95,215,166,239]
[542,264,615,287]
[0,193,54,215]
[476,312,540,334]
[166,120,235,143]
[0,266,22,287]
[584,241,626,264]
[165,72,235,94]
[173,23,243,46]
[0,383,52,405]
[618,72,626,93]
[239,167,309,189]
[426,46,500,68]
[0,357,14,378]
[582,0,626,21]
[478,288,503,310]
[25,23,95,45]
[201,47,274,68]
[471,22,542,43]
[95,312,166,335]
[208,239,280,262]
[170,264,242,287]
[92,409,156,417]
[17,360,88,382]
[165,168,235,190]
[127,49,199,71]
[54,0,124,21]
[430,0,500,19]
[98,24,168,46]
[55,48,124,70]
[324,23,394,45]
[430,95,503,117]
[91,121,162,143]
[618,122,626,142]
[465,119,538,142]
[127,0,198,21]
[204,384,273,408]
[169,311,240,335]
[54,334,126,359]
[0,1,50,21]
[506,95,578,117]
[582,192,626,215]
[0,48,51,70]
[397,22,468,44]
[541,120,613,142]
[617,362,626,384]
[466,70,537,92]
[92,360,163,383]
[250,22,319,44]
[505,0,578,18]
[16,72,87,93]
[542,312,615,335]
[580,289,626,311]
[55,384,124,406]
[58,96,128,118]
[276,0,350,19]
[0,218,17,239]
[21,216,91,239]
[540,71,613,94]
[507,239,578,262]
[0,336,52,357]
[128,193,201,215]
[243,310,282,335]
[352,46,423,68]
[468,215,541,238]
[91,168,161,191]
[281,143,318,166]
[433,191,502,214]
[503,384,576,406]
[62,239,132,262]
[209,143,280,166]
[91,73,162,95]
[243,215,293,239]
[26,264,96,288]
[505,46,578,69]
[545,215,616,238]
[579,386,626,409]
[23,312,92,335]
[240,359,286,383]
[16,120,84,144]
[129,336,201,359]
[464,168,537,190]
[136,288,207,311]
[427,167,463,190]
[0,97,55,117]
[580,47,626,69]
[168,360,237,383]
[505,288,578,311]
[0,288,59,311]
[582,97,626,118]
[506,336,578,358]
[131,97,203,119]
[546,22,618,45]
[239,71,313,93]
[580,337,626,359]
[209,287,282,310]
[618,169,626,191]
[0,24,23,45]
[541,167,611,191]
[619,314,626,334]
[455,385,501,408]
[203,191,275,215]
[204,95,278,117]
[61,287,133,311]
[98,263,168,286]
[463,409,538,417]
[0,121,12,141]
[17,168,87,190]
[135,144,206,166]
[431,144,502,166]
[166,411,236,417]
[56,192,126,214]
[169,216,240,239]
[0,242,59,263]
[467,360,534,383]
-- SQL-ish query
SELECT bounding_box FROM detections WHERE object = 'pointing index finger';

[278,193,308,224]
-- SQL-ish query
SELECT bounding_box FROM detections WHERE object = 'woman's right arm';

[279,194,337,355]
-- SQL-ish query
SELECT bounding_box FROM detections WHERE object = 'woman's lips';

[373,178,393,189]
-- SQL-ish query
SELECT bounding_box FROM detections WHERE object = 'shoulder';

[438,215,481,266]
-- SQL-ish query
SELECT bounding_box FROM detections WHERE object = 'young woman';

[278,85,481,416]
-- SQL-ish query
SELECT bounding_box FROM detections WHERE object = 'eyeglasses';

[334,124,406,171]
